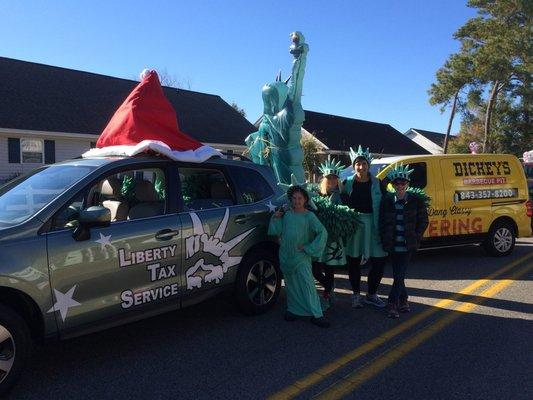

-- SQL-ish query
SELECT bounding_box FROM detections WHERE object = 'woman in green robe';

[268,186,329,328]
[342,146,388,310]
[312,156,346,305]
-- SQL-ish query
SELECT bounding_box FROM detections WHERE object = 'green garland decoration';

[387,186,431,206]
[311,195,361,240]
[407,186,431,206]
[242,193,254,204]
[121,175,136,202]
[154,176,166,200]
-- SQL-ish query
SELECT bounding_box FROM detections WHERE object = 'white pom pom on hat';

[140,68,152,80]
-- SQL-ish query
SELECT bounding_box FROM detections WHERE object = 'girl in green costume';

[312,156,346,305]
[343,146,388,309]
[268,186,330,328]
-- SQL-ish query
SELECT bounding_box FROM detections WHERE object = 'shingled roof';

[302,110,429,155]
[0,57,255,145]
[408,128,446,147]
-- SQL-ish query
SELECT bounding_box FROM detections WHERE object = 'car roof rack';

[217,152,252,162]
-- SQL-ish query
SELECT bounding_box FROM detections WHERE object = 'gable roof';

[0,57,255,145]
[302,110,429,155]
[408,128,446,147]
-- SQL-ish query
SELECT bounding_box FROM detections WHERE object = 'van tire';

[235,249,281,315]
[0,304,32,396]
[483,221,515,256]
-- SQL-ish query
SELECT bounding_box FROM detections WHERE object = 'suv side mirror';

[73,206,111,241]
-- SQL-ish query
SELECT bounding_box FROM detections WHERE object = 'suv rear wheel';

[0,304,32,395]
[235,249,281,315]
[483,221,516,256]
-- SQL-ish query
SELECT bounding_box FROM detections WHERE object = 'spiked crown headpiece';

[386,163,414,182]
[318,155,345,177]
[349,145,373,165]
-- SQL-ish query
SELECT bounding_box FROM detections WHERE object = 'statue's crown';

[349,145,373,164]
[318,155,345,177]
[387,163,414,182]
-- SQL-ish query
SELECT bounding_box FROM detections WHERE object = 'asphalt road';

[8,239,533,400]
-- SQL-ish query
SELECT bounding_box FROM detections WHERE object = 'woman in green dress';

[268,186,329,328]
[312,156,346,305]
[343,146,388,309]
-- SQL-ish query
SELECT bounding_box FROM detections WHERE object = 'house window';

[21,139,43,163]
[8,138,21,163]
[44,140,55,164]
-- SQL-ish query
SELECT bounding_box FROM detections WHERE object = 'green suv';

[0,155,283,393]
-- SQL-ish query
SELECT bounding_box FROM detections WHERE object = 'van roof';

[372,153,519,164]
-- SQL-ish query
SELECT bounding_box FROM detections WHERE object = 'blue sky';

[1,0,477,134]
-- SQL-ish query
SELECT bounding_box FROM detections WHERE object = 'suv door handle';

[234,215,250,224]
[155,229,178,241]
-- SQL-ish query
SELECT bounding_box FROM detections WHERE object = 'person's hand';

[273,209,285,219]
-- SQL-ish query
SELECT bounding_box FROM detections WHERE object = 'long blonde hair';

[319,175,343,196]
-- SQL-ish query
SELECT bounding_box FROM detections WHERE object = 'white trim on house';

[404,129,444,154]
[0,127,99,140]
[206,142,248,151]
[252,116,330,151]
[301,128,329,151]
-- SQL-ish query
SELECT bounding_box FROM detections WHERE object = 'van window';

[228,166,274,204]
[50,167,167,230]
[408,162,427,189]
[179,168,235,210]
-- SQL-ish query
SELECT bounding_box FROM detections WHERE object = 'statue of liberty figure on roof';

[245,31,308,184]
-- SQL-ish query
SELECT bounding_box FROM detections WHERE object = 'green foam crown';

[318,155,345,177]
[349,145,373,164]
[386,163,414,181]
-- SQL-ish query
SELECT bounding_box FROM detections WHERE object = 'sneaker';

[398,300,410,313]
[323,290,335,306]
[364,294,386,308]
[351,294,364,308]
[387,303,399,319]
[284,311,297,321]
[310,317,330,328]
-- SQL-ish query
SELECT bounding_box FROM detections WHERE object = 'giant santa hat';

[82,69,221,162]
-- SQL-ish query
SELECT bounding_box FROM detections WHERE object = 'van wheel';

[483,221,515,256]
[235,249,281,315]
[0,304,32,395]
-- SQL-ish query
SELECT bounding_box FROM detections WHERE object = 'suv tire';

[235,248,281,315]
[483,221,516,257]
[0,304,32,395]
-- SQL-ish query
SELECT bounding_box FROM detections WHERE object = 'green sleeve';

[303,213,328,257]
[268,214,283,236]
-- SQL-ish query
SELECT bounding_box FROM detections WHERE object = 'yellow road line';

[267,252,533,400]
[315,261,533,400]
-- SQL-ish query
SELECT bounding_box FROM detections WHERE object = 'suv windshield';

[0,165,96,227]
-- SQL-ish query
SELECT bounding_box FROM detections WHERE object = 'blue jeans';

[388,251,412,304]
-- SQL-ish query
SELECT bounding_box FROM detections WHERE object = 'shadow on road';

[7,242,533,400]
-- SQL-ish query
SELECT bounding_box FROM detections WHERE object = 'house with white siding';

[0,57,255,183]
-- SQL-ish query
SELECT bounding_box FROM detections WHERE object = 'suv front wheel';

[0,304,32,395]
[235,249,281,315]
